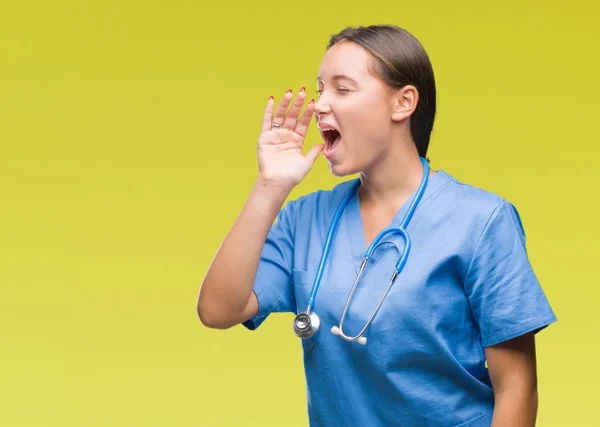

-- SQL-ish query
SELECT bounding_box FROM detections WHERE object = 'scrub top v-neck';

[242,170,556,427]
[344,170,446,275]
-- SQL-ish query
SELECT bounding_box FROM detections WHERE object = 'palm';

[258,129,311,183]
[256,89,323,187]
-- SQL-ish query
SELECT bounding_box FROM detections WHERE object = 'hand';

[257,88,323,188]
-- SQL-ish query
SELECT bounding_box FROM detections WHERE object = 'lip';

[317,122,339,132]
[322,134,341,161]
[317,122,339,141]
[323,144,338,160]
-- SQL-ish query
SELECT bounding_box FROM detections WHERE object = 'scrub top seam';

[410,175,452,218]
[482,313,557,347]
[388,177,453,234]
[463,199,506,281]
[344,200,362,276]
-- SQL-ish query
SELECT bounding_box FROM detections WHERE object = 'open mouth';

[321,129,341,153]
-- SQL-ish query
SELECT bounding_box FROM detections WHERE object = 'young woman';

[197,24,556,427]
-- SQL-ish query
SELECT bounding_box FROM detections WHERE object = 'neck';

[358,139,432,207]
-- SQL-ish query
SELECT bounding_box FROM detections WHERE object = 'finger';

[261,96,275,133]
[294,99,315,138]
[304,144,324,165]
[271,90,293,126]
[282,87,307,130]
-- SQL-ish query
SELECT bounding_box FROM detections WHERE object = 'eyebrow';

[316,74,358,84]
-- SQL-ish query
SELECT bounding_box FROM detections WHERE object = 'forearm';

[491,386,538,427]
[197,177,292,326]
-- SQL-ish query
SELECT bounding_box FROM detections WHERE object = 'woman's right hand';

[257,88,324,188]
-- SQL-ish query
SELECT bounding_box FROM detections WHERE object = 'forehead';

[316,41,374,83]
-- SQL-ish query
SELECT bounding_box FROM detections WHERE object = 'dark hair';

[328,25,436,161]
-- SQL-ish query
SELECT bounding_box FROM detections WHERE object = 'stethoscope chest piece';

[293,311,320,339]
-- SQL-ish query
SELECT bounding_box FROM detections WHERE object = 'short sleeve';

[242,201,297,331]
[464,200,557,347]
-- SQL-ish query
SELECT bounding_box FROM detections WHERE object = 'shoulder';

[438,170,526,238]
[439,170,515,216]
[441,171,504,210]
[287,179,359,217]
[275,180,358,242]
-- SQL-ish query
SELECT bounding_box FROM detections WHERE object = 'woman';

[197,25,556,427]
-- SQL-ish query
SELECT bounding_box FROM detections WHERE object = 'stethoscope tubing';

[300,157,430,343]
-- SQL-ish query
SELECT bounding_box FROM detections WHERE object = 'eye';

[315,87,350,96]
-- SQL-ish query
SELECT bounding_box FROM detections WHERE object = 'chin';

[328,160,361,177]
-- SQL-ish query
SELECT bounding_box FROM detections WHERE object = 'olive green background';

[1,1,598,425]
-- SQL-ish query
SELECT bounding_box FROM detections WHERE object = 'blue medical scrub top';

[243,170,556,427]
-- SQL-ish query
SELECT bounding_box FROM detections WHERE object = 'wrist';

[254,175,296,195]
[250,176,294,211]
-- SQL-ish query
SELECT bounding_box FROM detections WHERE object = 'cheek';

[343,97,390,144]
[338,95,388,132]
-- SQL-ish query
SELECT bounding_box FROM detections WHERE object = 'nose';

[313,96,331,119]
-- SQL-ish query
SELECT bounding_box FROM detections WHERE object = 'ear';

[391,85,419,122]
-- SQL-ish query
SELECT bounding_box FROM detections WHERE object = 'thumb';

[305,144,324,165]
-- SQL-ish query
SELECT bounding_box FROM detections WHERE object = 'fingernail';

[300,87,306,92]
[309,99,315,104]
[269,96,273,100]
[287,89,292,94]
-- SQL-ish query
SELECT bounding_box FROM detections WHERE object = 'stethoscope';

[292,157,430,345]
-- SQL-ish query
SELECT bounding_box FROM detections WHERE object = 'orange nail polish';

[309,99,315,104]
[301,87,306,92]
[287,89,292,94]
